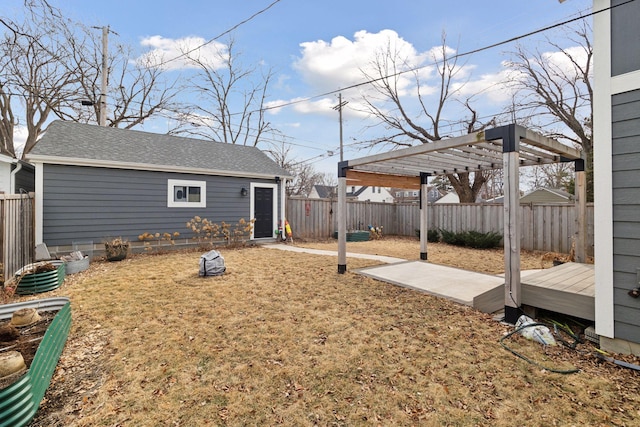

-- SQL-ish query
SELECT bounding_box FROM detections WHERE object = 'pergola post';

[487,124,524,324]
[419,172,430,260]
[574,158,587,263]
[337,161,349,274]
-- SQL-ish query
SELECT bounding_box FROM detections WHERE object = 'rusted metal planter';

[0,297,72,427]
[15,261,66,295]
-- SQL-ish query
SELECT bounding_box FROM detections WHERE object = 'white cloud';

[286,29,494,118]
[293,30,430,94]
[14,126,28,159]
[453,66,522,104]
[135,35,228,71]
[541,45,591,79]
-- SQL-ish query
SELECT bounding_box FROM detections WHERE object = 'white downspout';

[10,161,22,195]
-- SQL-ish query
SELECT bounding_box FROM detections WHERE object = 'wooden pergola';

[336,124,585,323]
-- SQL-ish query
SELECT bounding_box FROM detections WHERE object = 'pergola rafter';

[337,124,586,324]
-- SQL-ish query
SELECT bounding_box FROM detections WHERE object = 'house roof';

[27,121,292,179]
[312,185,337,198]
[520,187,572,203]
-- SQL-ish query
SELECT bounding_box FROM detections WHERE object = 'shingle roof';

[312,185,336,198]
[28,121,292,179]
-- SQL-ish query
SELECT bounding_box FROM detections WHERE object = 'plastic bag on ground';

[515,315,557,346]
[199,250,225,277]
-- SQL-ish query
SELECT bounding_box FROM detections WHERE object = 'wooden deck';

[521,262,595,321]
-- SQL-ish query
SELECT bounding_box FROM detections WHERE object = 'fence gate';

[1,193,35,283]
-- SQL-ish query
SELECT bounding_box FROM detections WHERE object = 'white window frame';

[167,179,206,208]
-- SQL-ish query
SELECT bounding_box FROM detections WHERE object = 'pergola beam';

[346,170,421,189]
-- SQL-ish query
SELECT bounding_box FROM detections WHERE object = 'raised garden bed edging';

[0,297,72,427]
[64,256,90,274]
[16,262,66,295]
[332,231,371,242]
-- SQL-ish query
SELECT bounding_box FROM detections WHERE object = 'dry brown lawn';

[8,238,637,426]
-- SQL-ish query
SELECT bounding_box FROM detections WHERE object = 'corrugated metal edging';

[0,297,70,319]
[0,297,71,427]
[0,375,36,427]
[29,301,71,404]
[16,263,66,295]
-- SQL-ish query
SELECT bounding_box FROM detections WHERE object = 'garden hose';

[500,321,580,374]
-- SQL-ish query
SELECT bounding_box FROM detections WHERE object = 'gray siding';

[14,163,35,193]
[42,164,268,246]
[611,89,640,343]
[611,0,640,76]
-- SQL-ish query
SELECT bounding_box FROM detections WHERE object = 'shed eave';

[25,154,292,180]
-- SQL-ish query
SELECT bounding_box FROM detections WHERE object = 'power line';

[256,1,632,115]
[150,0,282,69]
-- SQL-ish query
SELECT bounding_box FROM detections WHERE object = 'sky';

[7,0,593,177]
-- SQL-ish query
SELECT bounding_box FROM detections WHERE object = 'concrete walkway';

[262,244,406,264]
[262,244,505,312]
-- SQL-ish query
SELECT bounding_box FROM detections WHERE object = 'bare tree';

[0,1,80,157]
[506,21,593,200]
[358,35,494,202]
[522,162,574,192]
[64,33,180,129]
[0,0,179,158]
[171,39,274,146]
[265,140,325,196]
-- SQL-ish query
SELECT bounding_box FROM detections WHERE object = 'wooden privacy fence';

[286,197,594,256]
[1,193,35,282]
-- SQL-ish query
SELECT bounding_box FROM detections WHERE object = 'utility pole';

[99,26,108,126]
[332,93,348,162]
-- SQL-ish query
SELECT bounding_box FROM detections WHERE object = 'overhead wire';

[253,1,631,115]
[149,0,282,69]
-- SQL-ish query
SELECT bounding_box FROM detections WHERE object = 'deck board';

[521,262,594,320]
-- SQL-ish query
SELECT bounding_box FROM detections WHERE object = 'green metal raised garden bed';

[0,297,72,427]
[15,261,66,295]
[332,230,370,242]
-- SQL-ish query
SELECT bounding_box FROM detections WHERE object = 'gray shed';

[27,121,292,254]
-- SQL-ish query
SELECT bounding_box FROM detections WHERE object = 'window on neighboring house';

[167,179,206,208]
[378,188,381,193]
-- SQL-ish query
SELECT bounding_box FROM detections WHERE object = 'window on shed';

[167,179,206,208]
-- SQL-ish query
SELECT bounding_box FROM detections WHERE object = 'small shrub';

[439,229,467,246]
[139,231,180,252]
[438,229,502,249]
[414,229,441,243]
[464,230,502,249]
[187,216,254,247]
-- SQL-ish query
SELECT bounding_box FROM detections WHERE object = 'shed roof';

[28,121,292,179]
[343,124,582,189]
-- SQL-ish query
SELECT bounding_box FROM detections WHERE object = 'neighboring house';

[520,188,572,204]
[0,155,35,194]
[26,121,292,254]
[392,186,443,204]
[347,185,393,203]
[308,185,337,199]
[434,192,460,204]
[311,184,394,202]
[486,188,573,204]
[593,0,640,354]
[12,161,35,194]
